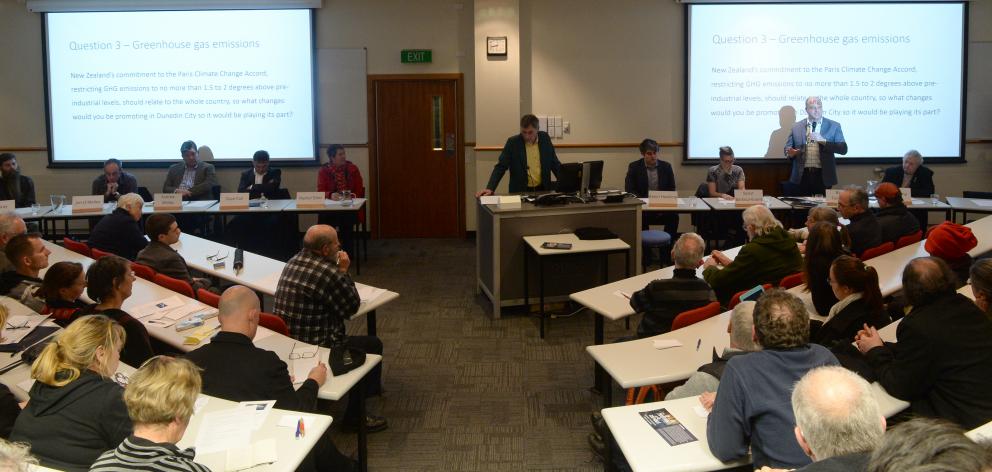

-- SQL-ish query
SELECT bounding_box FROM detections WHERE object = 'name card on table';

[825,189,841,207]
[71,195,104,214]
[219,193,249,210]
[900,188,912,204]
[735,189,763,207]
[154,193,182,211]
[498,195,522,209]
[648,191,678,208]
[0,200,13,213]
[296,192,326,209]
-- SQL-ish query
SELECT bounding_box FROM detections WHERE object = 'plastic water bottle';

[260,195,269,209]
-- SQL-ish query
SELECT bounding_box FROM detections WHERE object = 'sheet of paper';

[718,199,735,205]
[184,200,216,209]
[193,407,253,454]
[130,296,185,319]
[693,405,710,418]
[2,314,50,344]
[652,339,683,350]
[238,400,275,430]
[356,284,385,303]
[292,355,319,386]
[193,395,209,415]
[225,438,278,472]
[972,199,992,207]
[277,414,317,431]
[161,304,214,321]
[612,290,631,301]
[480,196,500,205]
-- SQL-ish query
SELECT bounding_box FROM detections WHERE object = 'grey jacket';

[162,161,218,200]
[135,241,193,284]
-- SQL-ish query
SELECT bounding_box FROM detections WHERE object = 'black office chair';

[136,186,153,202]
[964,191,992,200]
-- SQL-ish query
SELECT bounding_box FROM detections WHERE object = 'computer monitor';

[555,160,603,195]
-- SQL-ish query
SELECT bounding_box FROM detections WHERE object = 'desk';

[38,201,218,240]
[477,198,642,318]
[523,233,630,339]
[947,196,992,224]
[640,197,711,214]
[967,420,992,442]
[701,197,792,211]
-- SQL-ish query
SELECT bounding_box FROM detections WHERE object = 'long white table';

[948,196,992,223]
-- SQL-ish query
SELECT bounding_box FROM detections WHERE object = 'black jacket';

[812,297,890,348]
[185,331,320,412]
[10,370,131,471]
[237,168,283,200]
[87,208,148,261]
[881,165,935,198]
[485,131,561,193]
[624,158,676,198]
[91,172,138,203]
[0,384,19,439]
[865,293,992,429]
[875,203,920,244]
[795,452,869,471]
[0,174,35,208]
[846,211,883,257]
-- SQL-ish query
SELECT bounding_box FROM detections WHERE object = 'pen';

[696,339,701,351]
[295,417,303,438]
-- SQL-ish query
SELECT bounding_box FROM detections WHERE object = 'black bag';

[574,227,618,240]
[329,346,367,376]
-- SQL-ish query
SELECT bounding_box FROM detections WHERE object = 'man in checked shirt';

[274,224,388,432]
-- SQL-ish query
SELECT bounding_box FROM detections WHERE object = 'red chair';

[131,263,156,281]
[895,230,923,249]
[860,242,895,260]
[197,288,220,308]
[259,312,290,336]
[62,238,92,257]
[778,272,804,289]
[152,273,195,299]
[90,247,114,260]
[728,284,773,309]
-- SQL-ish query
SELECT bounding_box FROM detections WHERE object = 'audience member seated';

[924,221,977,286]
[625,138,678,235]
[789,206,850,252]
[87,192,147,261]
[238,150,282,200]
[163,140,218,201]
[804,221,849,317]
[38,261,88,325]
[705,289,839,469]
[0,233,50,312]
[274,224,387,433]
[317,144,365,254]
[706,146,746,199]
[10,315,131,471]
[666,301,759,399]
[186,286,354,471]
[867,418,992,472]
[0,214,26,273]
[73,255,155,368]
[0,154,35,208]
[0,306,22,438]
[873,182,919,244]
[91,158,138,203]
[703,205,803,305]
[838,186,882,256]
[0,439,38,469]
[136,213,211,292]
[813,255,889,348]
[91,356,209,472]
[757,366,885,472]
[629,232,715,337]
[971,258,992,319]
[856,257,992,429]
[881,149,935,198]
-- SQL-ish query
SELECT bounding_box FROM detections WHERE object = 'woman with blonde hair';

[91,356,209,472]
[9,315,131,471]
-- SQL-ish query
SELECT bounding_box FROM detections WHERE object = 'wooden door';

[370,75,463,238]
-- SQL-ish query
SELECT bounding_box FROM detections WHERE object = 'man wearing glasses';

[162,140,218,201]
[785,97,848,196]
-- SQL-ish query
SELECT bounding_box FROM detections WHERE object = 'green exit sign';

[401,49,432,63]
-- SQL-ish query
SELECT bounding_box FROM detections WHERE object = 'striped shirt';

[90,435,210,472]
[179,163,198,190]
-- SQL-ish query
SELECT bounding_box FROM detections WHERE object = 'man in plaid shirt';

[274,224,388,432]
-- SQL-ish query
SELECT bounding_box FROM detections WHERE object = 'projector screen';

[44,9,316,165]
[686,2,965,161]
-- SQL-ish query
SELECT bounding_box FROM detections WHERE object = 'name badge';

[735,189,763,207]
[219,193,249,210]
[154,193,182,211]
[296,192,326,209]
[648,191,678,208]
[71,195,104,214]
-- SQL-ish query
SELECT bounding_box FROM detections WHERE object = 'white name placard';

[900,188,912,204]
[825,189,841,206]
[296,192,326,209]
[498,195,522,209]
[648,191,678,208]
[154,193,182,211]
[219,193,249,210]
[735,189,763,207]
[71,195,104,214]
[0,200,14,213]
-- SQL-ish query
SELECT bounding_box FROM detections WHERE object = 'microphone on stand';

[233,247,244,273]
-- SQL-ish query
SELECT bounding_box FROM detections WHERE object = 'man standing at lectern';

[476,114,561,197]
[785,97,847,196]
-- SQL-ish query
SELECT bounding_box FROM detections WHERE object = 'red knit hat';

[874,182,901,201]
[925,221,977,261]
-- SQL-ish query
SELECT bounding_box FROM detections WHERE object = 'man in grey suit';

[785,97,848,196]
[135,213,211,292]
[163,140,218,200]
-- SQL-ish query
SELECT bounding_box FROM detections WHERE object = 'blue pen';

[295,417,303,439]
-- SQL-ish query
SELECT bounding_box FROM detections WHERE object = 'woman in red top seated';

[39,261,88,325]
[317,144,365,254]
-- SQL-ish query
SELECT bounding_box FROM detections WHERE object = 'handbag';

[329,345,367,376]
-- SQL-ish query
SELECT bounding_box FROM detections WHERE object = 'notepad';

[652,339,683,350]
[225,438,278,471]
[238,400,275,431]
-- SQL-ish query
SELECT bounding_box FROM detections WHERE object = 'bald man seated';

[185,286,355,472]
[274,224,387,432]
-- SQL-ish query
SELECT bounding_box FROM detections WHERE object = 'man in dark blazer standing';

[477,114,561,196]
[881,149,935,198]
[625,138,678,234]
[237,150,283,199]
[785,97,848,196]
[185,285,355,471]
[162,140,218,200]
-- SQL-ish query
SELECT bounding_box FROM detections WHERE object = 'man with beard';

[0,154,35,208]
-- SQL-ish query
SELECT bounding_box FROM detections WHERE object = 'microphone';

[811,121,817,133]
[233,247,244,272]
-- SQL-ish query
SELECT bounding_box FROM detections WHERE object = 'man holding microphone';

[785,96,848,196]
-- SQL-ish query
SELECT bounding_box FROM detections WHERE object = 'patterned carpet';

[319,238,639,471]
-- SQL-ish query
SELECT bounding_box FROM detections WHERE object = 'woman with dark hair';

[812,255,890,346]
[804,221,849,317]
[38,261,88,326]
[71,255,154,367]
